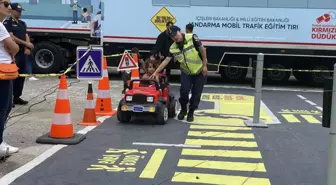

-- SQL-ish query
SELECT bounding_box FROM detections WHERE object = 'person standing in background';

[70,0,81,24]
[151,21,174,81]
[24,34,38,81]
[0,0,20,157]
[4,3,34,106]
[186,23,193,33]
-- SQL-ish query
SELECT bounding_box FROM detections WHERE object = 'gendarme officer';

[4,3,33,106]
[150,25,207,122]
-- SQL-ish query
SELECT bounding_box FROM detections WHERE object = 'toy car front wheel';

[156,104,169,125]
[117,100,132,123]
[117,108,132,123]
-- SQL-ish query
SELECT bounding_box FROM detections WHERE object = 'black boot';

[178,106,187,120]
[187,109,194,122]
[13,97,28,105]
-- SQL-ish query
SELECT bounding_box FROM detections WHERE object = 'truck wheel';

[32,41,64,74]
[156,104,168,125]
[219,61,247,82]
[308,65,331,85]
[263,63,290,84]
[168,98,177,118]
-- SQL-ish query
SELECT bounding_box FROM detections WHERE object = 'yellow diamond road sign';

[151,7,177,32]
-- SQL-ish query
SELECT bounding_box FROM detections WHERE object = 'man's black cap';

[11,3,25,12]
[167,25,181,37]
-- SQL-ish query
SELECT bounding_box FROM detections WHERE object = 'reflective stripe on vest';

[169,34,203,75]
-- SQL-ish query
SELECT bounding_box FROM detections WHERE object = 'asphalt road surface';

[0,82,328,185]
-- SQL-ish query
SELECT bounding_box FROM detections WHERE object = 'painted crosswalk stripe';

[187,131,254,139]
[181,148,263,159]
[185,139,258,148]
[190,125,250,131]
[300,115,321,124]
[171,172,271,185]
[139,149,167,179]
[281,114,322,124]
[282,114,300,123]
[177,159,267,172]
[190,118,246,126]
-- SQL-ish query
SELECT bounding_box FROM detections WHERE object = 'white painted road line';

[297,94,322,111]
[170,83,323,93]
[305,100,317,106]
[0,115,111,185]
[261,101,281,124]
[132,142,202,148]
[297,95,306,100]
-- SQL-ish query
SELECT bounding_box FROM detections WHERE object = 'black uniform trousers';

[13,54,27,98]
[179,70,207,111]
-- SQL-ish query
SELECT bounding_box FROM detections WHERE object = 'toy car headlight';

[147,96,154,102]
[126,96,132,101]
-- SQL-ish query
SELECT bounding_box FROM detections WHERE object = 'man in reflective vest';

[150,25,207,122]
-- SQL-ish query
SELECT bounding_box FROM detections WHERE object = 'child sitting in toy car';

[141,59,160,87]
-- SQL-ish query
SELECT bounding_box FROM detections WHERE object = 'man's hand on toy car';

[149,72,158,80]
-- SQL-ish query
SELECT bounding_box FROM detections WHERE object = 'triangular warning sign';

[117,50,138,71]
[80,56,100,73]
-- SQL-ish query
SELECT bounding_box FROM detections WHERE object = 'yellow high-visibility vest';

[169,34,203,75]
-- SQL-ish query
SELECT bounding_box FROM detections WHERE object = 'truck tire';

[31,41,64,74]
[219,60,248,82]
[263,63,290,84]
[308,64,331,86]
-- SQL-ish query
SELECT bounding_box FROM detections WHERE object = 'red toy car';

[117,75,177,124]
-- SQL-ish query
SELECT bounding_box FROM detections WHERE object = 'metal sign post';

[327,64,336,185]
[244,53,268,128]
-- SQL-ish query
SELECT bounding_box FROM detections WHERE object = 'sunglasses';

[0,1,9,8]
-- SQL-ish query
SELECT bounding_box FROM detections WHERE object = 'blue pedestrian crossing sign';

[76,46,103,80]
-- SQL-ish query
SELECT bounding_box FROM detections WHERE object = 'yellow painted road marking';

[282,114,300,123]
[171,172,271,185]
[185,139,258,148]
[139,149,167,179]
[281,114,322,124]
[301,115,321,124]
[192,117,246,126]
[187,131,254,139]
[177,159,267,172]
[190,125,250,131]
[181,148,262,159]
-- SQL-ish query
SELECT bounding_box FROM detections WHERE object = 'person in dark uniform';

[150,26,208,122]
[186,23,194,33]
[3,3,33,106]
[151,21,174,80]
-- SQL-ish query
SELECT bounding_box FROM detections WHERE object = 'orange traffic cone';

[36,75,86,145]
[78,82,101,126]
[130,54,140,88]
[95,56,116,116]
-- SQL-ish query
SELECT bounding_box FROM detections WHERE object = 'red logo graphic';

[316,12,336,24]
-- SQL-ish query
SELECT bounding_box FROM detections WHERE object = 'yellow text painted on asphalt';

[87,148,147,173]
[189,93,276,126]
[279,109,322,124]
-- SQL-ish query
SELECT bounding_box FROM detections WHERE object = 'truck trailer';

[22,0,336,86]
